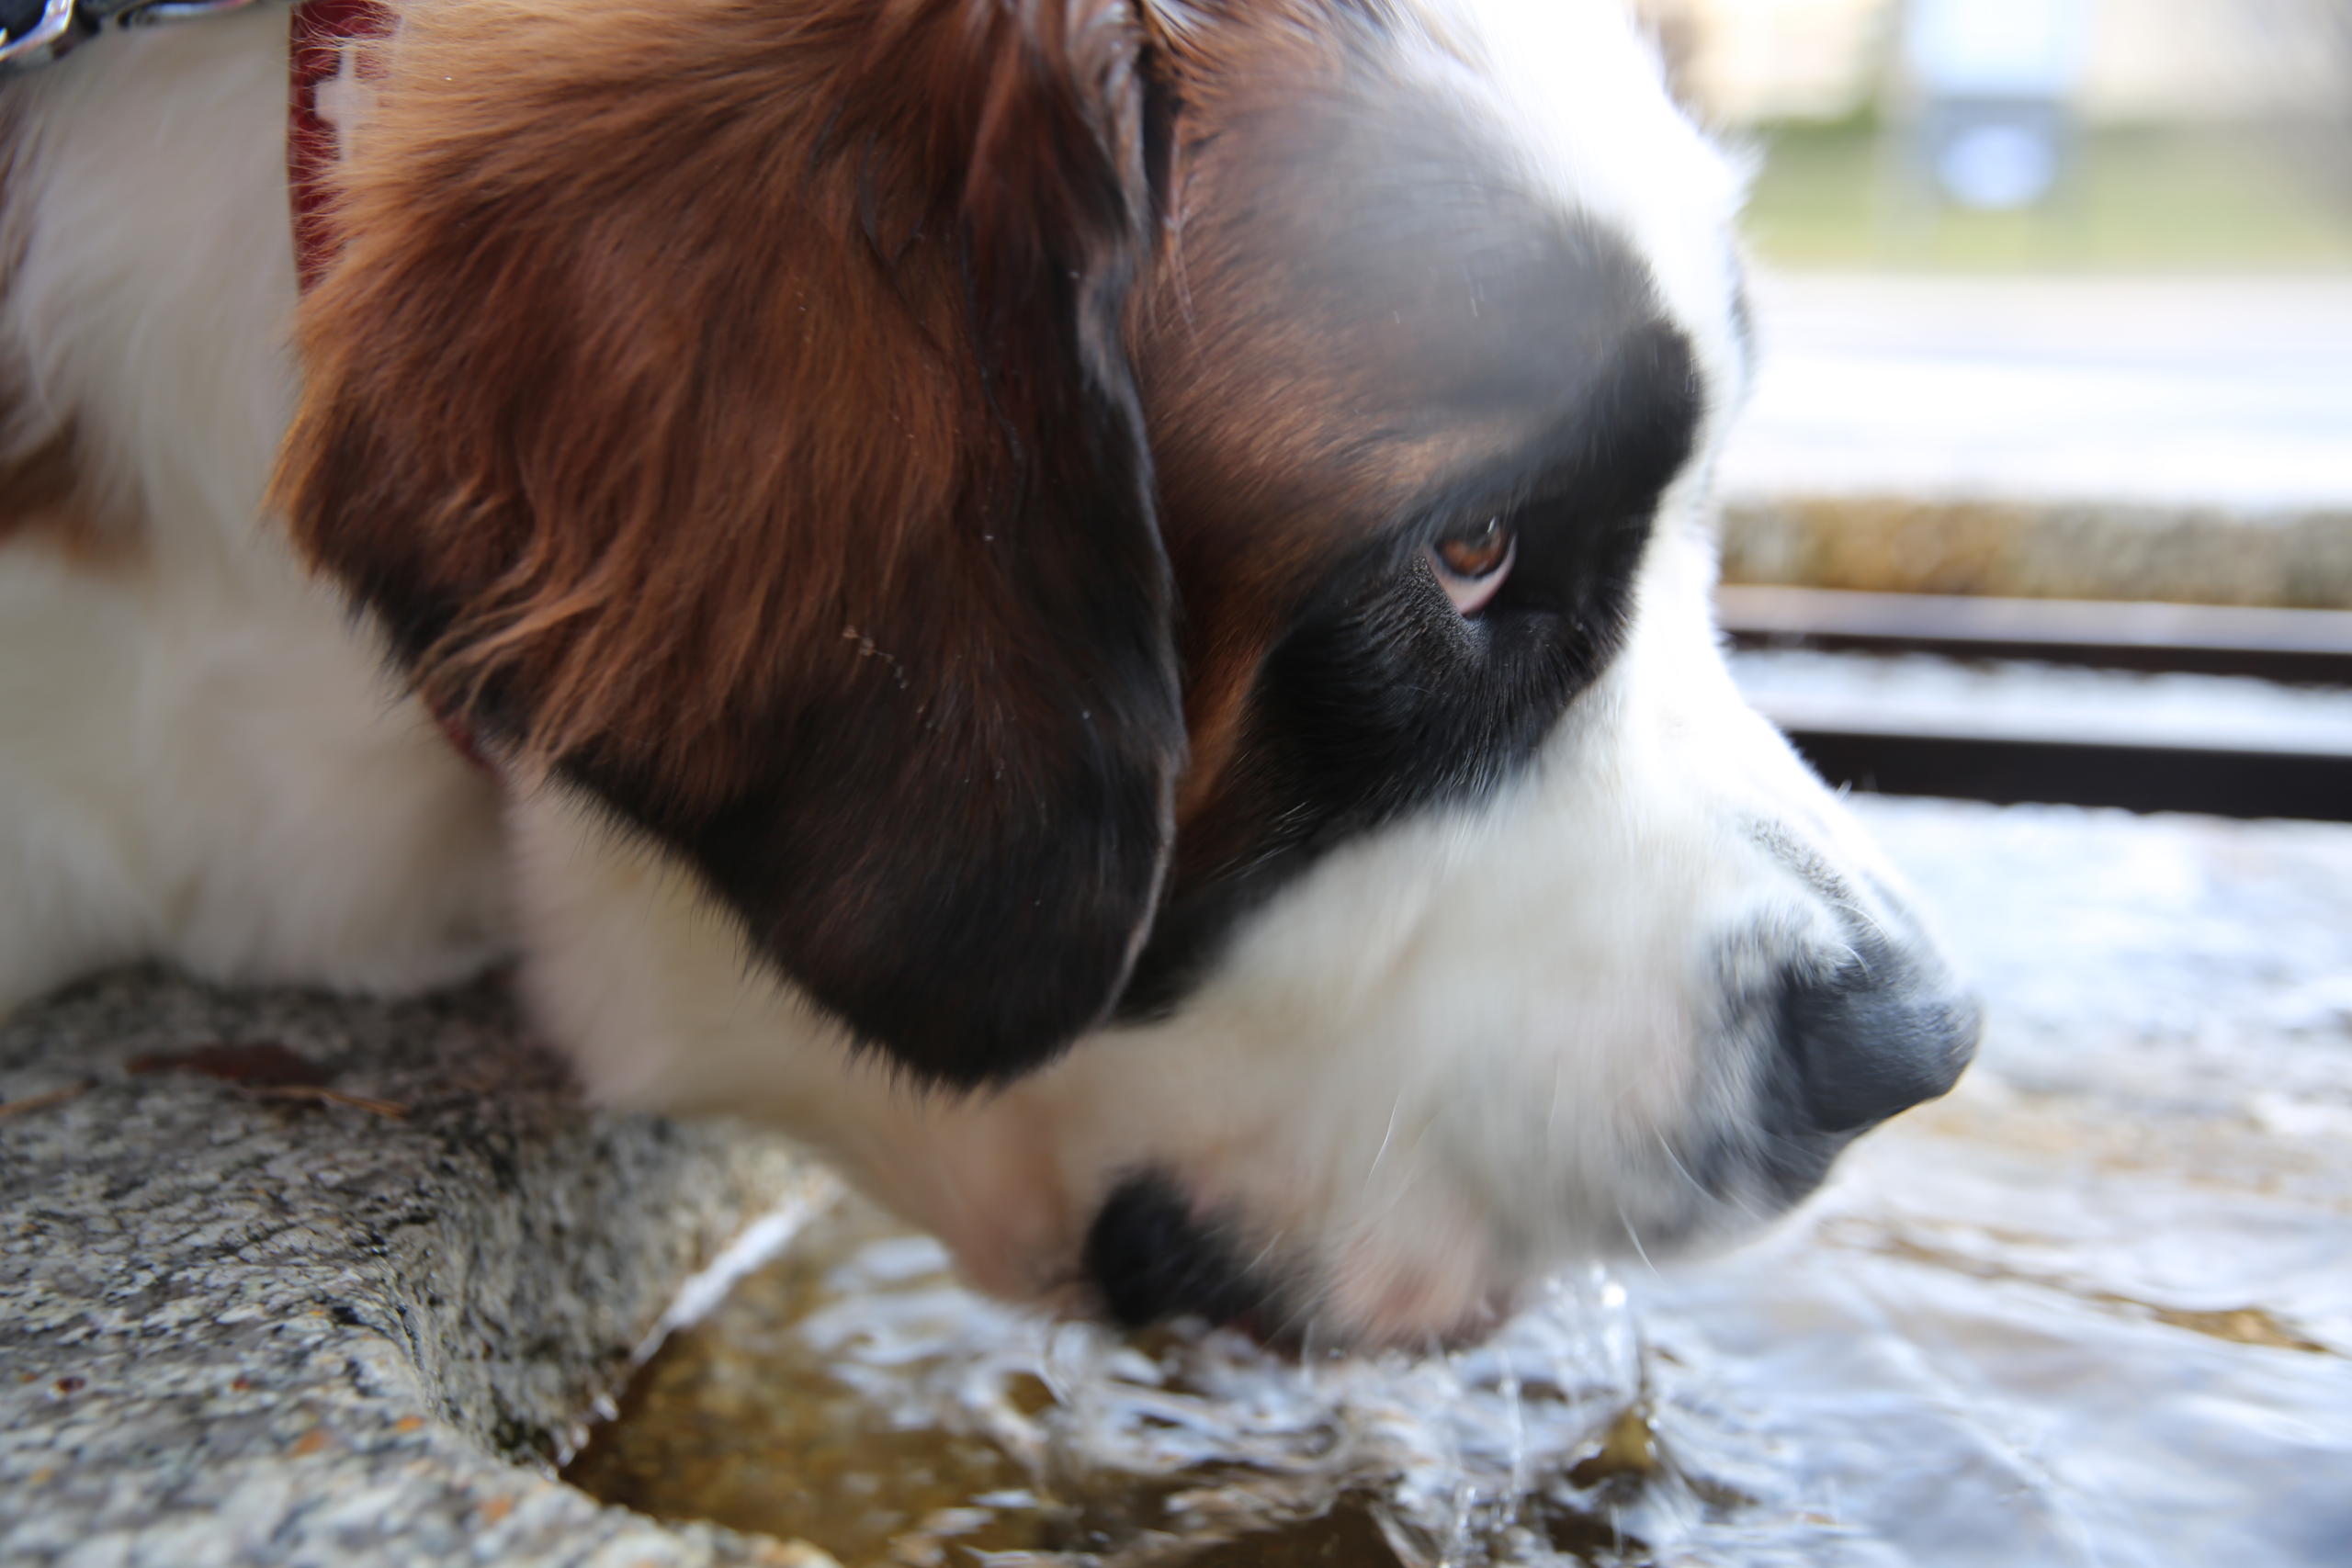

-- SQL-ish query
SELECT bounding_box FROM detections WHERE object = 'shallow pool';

[568,800,2352,1568]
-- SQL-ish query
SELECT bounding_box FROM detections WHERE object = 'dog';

[0,0,1978,1348]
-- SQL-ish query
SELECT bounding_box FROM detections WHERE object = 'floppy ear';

[277,0,1183,1088]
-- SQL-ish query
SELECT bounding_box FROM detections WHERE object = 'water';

[568,1191,1695,1566]
[568,799,2352,1567]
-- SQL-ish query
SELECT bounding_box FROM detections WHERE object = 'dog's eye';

[1429,518,1517,615]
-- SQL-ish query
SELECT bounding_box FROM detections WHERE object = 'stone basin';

[11,794,2350,1567]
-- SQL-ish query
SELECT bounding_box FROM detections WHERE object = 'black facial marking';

[1085,1172,1279,1330]
[1125,311,1700,1019]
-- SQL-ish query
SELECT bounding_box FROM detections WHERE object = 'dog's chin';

[1044,1137,1856,1352]
[876,1168,1481,1351]
[798,1095,1848,1355]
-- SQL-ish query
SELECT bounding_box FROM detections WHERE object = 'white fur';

[2,1,1947,1346]
[0,7,506,1014]
[1408,0,1752,405]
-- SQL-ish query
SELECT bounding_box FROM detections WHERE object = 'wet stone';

[1182,1496,1408,1568]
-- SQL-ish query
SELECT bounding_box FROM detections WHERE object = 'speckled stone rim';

[0,967,836,1568]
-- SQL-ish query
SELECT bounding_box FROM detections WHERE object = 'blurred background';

[1647,0,2352,273]
[1623,0,2352,819]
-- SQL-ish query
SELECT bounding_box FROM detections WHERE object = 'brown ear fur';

[277,0,1182,1087]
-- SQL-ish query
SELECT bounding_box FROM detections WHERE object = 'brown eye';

[1429,517,1517,615]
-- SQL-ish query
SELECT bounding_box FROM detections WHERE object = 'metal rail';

[1719,585,2352,686]
[1720,587,2352,822]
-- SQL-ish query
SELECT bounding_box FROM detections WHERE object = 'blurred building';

[1636,0,2351,127]
[1634,0,1888,122]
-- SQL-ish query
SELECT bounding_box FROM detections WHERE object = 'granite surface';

[0,968,833,1568]
[1720,275,2352,517]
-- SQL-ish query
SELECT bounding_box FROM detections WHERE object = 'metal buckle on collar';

[2,0,261,73]
[0,0,80,72]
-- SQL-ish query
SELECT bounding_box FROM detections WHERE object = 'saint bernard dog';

[0,0,1978,1347]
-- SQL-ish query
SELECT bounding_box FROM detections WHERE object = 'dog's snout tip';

[1887,985,1983,1112]
[1780,964,1983,1135]
[1943,987,1988,1074]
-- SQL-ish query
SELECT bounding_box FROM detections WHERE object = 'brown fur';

[283,0,1155,779]
[275,0,1558,1076]
[277,0,1191,1080]
[0,424,82,547]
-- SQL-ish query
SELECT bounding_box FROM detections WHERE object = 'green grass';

[1738,123,2352,273]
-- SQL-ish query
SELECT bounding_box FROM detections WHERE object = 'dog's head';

[281,0,1978,1347]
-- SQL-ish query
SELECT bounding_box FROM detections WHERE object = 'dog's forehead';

[1224,73,1656,428]
[1137,1,1715,528]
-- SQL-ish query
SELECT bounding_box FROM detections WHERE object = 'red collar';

[287,0,393,290]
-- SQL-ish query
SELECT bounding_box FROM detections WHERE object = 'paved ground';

[1720,273,2352,513]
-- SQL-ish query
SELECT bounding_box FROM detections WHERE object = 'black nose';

[1776,942,1982,1134]
[1084,1173,1272,1331]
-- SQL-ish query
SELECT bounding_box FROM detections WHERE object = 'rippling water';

[568,801,2352,1567]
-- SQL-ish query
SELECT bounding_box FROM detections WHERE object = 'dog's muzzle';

[1079,923,1982,1346]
